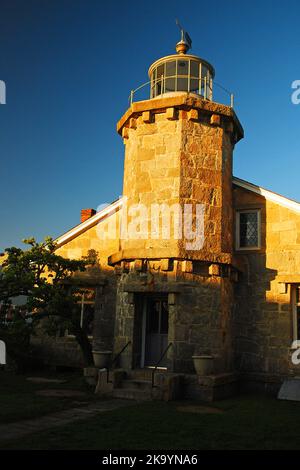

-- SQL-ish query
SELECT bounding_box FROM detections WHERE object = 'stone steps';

[113,373,154,400]
[120,379,152,390]
[112,387,153,401]
[94,368,176,401]
[127,368,154,380]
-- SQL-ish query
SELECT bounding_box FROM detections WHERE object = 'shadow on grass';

[0,370,96,424]
[2,393,300,450]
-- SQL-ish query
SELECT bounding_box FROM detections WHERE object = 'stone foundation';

[183,372,239,401]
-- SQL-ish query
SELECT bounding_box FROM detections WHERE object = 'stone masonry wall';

[179,111,234,258]
[113,259,235,374]
[117,95,240,263]
[110,95,241,375]
[233,185,300,383]
[121,111,181,255]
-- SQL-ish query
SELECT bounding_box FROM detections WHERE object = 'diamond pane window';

[237,210,260,249]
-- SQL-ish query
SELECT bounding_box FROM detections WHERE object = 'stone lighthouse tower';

[109,29,243,395]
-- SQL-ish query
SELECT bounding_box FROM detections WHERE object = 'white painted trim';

[55,198,124,248]
[233,177,300,214]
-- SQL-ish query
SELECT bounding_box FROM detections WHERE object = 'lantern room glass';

[150,58,213,100]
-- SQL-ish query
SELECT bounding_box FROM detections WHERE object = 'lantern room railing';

[128,76,234,108]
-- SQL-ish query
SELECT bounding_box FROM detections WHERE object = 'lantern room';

[148,30,215,101]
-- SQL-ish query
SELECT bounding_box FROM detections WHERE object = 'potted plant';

[92,350,112,369]
[192,353,214,376]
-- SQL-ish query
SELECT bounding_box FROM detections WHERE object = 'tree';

[0,237,95,367]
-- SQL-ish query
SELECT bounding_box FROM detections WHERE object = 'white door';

[142,296,169,367]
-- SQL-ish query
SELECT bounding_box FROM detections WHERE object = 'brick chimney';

[81,208,96,223]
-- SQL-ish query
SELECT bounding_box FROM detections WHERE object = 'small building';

[34,33,300,400]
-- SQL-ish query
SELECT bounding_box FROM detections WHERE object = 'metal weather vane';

[175,19,192,52]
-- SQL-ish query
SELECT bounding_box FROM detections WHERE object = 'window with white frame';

[236,209,261,250]
[79,288,95,338]
[67,288,95,338]
[292,285,300,348]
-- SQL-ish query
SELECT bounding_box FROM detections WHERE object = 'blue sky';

[1,0,300,250]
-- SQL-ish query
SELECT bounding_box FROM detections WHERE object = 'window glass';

[190,78,199,93]
[160,301,169,334]
[190,60,199,77]
[151,70,156,98]
[166,61,176,77]
[177,77,188,91]
[81,303,94,337]
[147,300,159,334]
[165,77,175,92]
[201,66,208,81]
[157,64,164,78]
[67,287,96,337]
[177,60,188,76]
[152,68,157,83]
[155,81,162,96]
[207,79,213,99]
[83,288,95,302]
[239,212,259,248]
[201,80,205,95]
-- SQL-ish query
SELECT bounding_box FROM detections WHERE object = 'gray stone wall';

[92,274,117,353]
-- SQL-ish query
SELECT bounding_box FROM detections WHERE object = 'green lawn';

[0,370,96,424]
[2,392,300,450]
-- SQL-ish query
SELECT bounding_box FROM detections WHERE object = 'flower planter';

[92,350,112,369]
[192,355,214,376]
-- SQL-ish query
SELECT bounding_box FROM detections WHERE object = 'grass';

[0,370,96,424]
[2,392,300,449]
